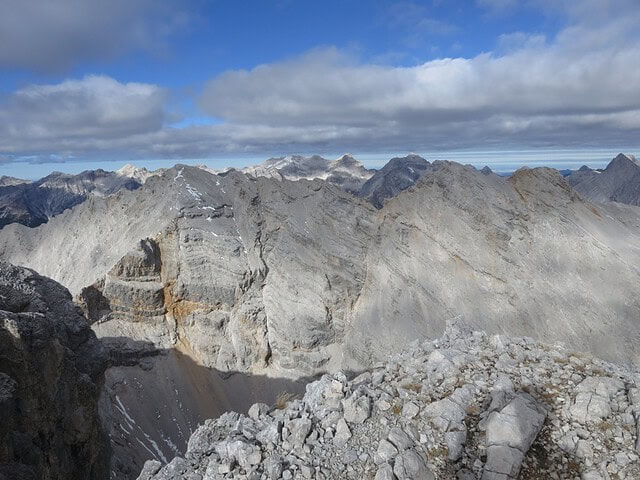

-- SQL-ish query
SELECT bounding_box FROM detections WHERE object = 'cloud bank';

[1,0,639,163]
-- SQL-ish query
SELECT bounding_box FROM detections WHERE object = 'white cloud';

[1,0,639,163]
[0,0,189,71]
[0,76,166,153]
[195,0,640,152]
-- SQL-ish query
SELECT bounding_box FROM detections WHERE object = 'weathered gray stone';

[402,402,420,418]
[388,427,414,451]
[375,439,399,464]
[570,377,624,424]
[343,391,371,424]
[375,463,397,480]
[445,430,467,461]
[333,418,352,448]
[483,393,546,479]
[257,420,283,445]
[483,445,523,479]
[263,454,284,479]
[423,397,466,431]
[289,417,313,447]
[248,402,270,420]
[392,450,434,480]
[138,460,163,480]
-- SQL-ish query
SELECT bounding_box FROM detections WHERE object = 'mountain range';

[0,154,433,231]
[1,152,640,479]
[0,165,153,229]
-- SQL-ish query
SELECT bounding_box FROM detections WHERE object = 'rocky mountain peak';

[116,164,155,183]
[566,153,640,206]
[330,154,363,170]
[383,154,429,171]
[358,154,432,208]
[0,166,148,230]
[606,153,640,173]
[508,166,577,207]
[0,175,29,187]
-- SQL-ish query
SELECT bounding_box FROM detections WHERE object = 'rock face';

[241,154,374,193]
[74,166,375,376]
[357,154,433,208]
[567,153,640,206]
[347,162,640,368]
[0,261,109,480]
[0,167,146,229]
[137,322,640,480]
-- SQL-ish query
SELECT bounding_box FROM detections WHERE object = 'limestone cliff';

[347,162,640,368]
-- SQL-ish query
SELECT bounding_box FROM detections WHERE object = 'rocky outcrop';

[567,153,640,206]
[357,154,433,208]
[0,176,29,187]
[137,322,640,480]
[0,261,109,480]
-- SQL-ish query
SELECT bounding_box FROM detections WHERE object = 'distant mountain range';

[4,153,640,232]
[0,155,430,230]
[0,165,154,229]
[241,153,374,193]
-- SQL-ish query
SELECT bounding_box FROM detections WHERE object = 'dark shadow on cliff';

[98,337,321,480]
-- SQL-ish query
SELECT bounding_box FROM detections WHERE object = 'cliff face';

[77,168,375,376]
[0,261,109,480]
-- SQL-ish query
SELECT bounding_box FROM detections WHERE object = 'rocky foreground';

[0,261,109,480]
[139,321,640,480]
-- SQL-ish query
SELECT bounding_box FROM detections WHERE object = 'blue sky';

[1,0,639,178]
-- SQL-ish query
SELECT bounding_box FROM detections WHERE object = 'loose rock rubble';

[138,320,640,480]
